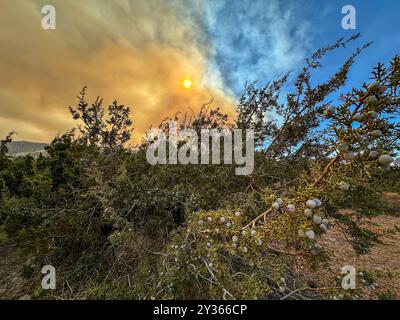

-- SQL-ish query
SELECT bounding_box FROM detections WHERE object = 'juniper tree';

[69,87,133,152]
[0,132,15,168]
[143,39,400,300]
[236,34,374,160]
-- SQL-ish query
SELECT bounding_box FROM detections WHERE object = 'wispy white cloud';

[202,0,313,93]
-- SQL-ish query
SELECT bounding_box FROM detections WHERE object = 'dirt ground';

[0,245,29,299]
[295,192,400,299]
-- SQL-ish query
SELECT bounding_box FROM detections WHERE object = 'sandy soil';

[295,192,400,299]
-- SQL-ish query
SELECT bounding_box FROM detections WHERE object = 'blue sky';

[200,0,400,97]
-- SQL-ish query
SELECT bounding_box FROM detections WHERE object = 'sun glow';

[182,79,192,88]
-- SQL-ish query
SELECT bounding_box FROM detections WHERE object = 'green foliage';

[142,209,281,299]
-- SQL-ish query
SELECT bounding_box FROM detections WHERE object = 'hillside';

[6,141,48,157]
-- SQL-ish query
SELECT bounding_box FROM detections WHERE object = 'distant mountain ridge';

[6,141,48,157]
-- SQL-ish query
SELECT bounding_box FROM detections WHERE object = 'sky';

[0,0,399,143]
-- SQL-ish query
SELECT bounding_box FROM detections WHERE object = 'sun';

[182,79,192,89]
